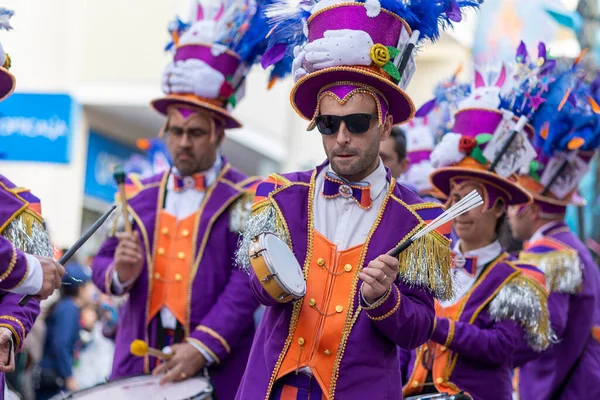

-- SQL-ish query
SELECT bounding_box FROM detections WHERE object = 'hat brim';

[150,94,242,129]
[0,68,15,102]
[290,66,415,126]
[430,167,532,206]
[516,175,585,207]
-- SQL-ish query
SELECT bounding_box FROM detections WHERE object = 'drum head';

[263,233,306,297]
[62,375,212,400]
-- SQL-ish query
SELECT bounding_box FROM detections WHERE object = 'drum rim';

[61,374,213,399]
[259,232,306,297]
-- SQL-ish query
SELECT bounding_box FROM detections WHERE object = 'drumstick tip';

[130,339,149,357]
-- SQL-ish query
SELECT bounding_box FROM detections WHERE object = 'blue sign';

[85,131,141,203]
[0,93,78,163]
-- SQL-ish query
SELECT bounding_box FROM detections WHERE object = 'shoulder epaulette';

[489,264,554,352]
[252,174,293,207]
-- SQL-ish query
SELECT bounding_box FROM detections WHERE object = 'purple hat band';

[174,44,241,77]
[407,150,431,164]
[319,83,389,122]
[308,4,407,48]
[453,108,535,139]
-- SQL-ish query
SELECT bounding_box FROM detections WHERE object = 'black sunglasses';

[315,114,378,135]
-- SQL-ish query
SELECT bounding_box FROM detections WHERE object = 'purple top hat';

[261,0,482,127]
[151,0,273,129]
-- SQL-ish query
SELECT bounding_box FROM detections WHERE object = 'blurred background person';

[34,263,96,400]
[379,126,409,180]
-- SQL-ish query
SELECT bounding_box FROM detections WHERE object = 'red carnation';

[219,81,235,99]
[458,136,477,153]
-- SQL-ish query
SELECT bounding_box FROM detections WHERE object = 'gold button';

[436,377,444,384]
[412,382,419,388]
[161,227,169,235]
[175,273,182,281]
[298,338,305,346]
[335,305,343,313]
[182,229,190,237]
[177,252,185,260]
[324,349,331,356]
[440,346,447,352]
[308,298,316,306]
[317,258,325,266]
[154,272,161,279]
[344,264,352,272]
[157,247,165,255]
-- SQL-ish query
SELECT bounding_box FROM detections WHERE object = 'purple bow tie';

[322,172,372,209]
[451,252,477,276]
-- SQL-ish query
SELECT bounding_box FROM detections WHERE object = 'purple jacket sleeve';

[0,292,40,351]
[187,231,259,364]
[431,316,524,365]
[91,236,122,296]
[364,282,435,350]
[0,236,30,292]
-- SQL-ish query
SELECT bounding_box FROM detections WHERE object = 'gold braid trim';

[186,337,221,364]
[367,285,401,321]
[443,320,455,348]
[0,242,17,282]
[518,250,583,294]
[397,229,453,301]
[195,325,231,354]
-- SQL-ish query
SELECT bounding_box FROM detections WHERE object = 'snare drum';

[55,375,213,400]
[249,232,306,303]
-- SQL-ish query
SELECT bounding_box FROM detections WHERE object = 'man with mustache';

[90,3,272,399]
[235,0,479,398]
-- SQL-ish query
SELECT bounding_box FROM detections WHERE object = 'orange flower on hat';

[370,44,390,67]
[458,136,477,153]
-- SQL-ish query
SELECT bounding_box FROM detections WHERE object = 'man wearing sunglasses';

[90,5,273,399]
[235,0,478,398]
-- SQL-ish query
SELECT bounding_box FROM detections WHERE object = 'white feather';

[430,132,467,168]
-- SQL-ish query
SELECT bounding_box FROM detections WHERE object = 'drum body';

[405,394,465,400]
[56,375,213,400]
[249,232,306,303]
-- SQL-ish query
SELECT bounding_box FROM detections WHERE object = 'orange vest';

[403,300,464,396]
[277,231,362,397]
[148,210,197,325]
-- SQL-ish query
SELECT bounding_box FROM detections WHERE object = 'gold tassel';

[397,230,453,301]
[3,53,11,70]
[519,250,583,294]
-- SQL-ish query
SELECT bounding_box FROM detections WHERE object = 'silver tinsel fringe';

[235,203,290,273]
[538,252,583,294]
[229,193,254,233]
[489,279,555,351]
[3,217,52,257]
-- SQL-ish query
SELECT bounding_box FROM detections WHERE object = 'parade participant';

[0,9,65,399]
[401,46,553,399]
[380,126,409,179]
[91,1,271,398]
[508,66,600,399]
[236,0,482,398]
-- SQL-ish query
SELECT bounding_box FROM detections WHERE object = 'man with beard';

[90,2,273,398]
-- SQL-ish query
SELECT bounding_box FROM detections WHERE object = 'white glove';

[292,45,308,82]
[161,59,225,99]
[304,29,374,70]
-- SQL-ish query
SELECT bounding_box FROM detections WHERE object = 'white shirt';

[113,156,222,362]
[440,239,504,307]
[530,220,563,243]
[313,160,389,250]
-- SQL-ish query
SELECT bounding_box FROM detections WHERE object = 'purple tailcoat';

[402,256,531,400]
[518,222,600,400]
[236,166,450,400]
[0,175,43,400]
[91,161,259,400]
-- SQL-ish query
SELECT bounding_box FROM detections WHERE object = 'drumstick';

[130,339,174,360]
[113,165,132,234]
[18,205,117,306]
[389,190,483,258]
